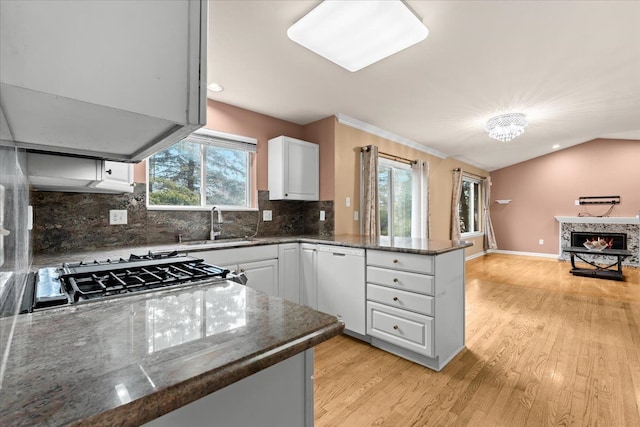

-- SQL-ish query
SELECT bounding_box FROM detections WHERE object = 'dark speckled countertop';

[32,234,472,268]
[0,280,343,426]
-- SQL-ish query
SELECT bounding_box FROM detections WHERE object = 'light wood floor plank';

[314,254,640,426]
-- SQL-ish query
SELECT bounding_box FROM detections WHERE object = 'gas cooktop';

[21,251,234,313]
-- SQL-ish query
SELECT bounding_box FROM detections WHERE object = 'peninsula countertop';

[0,280,344,426]
[32,234,473,268]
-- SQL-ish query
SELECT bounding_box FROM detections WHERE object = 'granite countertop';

[32,234,473,268]
[0,280,344,426]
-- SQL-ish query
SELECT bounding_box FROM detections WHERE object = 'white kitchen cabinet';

[238,259,279,297]
[366,249,465,371]
[0,0,206,161]
[300,243,318,309]
[196,245,280,297]
[278,243,300,303]
[317,245,366,336]
[27,153,133,193]
[268,136,319,201]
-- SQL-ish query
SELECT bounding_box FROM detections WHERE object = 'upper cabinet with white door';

[268,136,319,201]
[0,0,206,161]
[27,153,134,193]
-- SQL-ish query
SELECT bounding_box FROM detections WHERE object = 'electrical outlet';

[575,200,580,206]
[354,210,359,221]
[109,210,127,225]
[263,210,272,221]
[539,239,544,245]
[320,210,326,221]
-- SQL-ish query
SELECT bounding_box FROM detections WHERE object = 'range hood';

[0,0,207,162]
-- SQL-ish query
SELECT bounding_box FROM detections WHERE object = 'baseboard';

[465,251,487,261]
[491,249,560,259]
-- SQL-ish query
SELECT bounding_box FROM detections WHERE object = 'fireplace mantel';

[555,216,640,225]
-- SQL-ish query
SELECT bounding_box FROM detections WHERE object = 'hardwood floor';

[314,254,640,426]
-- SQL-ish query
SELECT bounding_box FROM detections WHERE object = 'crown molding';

[335,113,447,159]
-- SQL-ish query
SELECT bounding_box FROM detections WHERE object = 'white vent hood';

[0,0,207,162]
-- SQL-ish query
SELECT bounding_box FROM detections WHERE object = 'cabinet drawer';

[367,301,434,357]
[367,266,434,296]
[367,250,433,274]
[367,284,434,316]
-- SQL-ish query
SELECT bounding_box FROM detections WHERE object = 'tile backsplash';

[31,185,334,254]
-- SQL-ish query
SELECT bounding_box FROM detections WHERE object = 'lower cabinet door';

[240,259,279,297]
[367,301,434,357]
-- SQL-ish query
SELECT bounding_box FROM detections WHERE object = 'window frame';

[146,129,257,211]
[459,175,483,238]
[378,157,413,238]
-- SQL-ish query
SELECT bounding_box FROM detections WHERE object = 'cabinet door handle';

[393,278,398,283]
[392,259,398,264]
[105,169,112,175]
[393,325,399,330]
[240,268,245,273]
[393,297,399,302]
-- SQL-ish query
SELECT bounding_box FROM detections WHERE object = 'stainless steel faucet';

[210,206,222,240]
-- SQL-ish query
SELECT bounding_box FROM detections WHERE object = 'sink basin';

[181,238,259,247]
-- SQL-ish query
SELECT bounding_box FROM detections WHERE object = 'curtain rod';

[452,167,486,180]
[361,146,416,165]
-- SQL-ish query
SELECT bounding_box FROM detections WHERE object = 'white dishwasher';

[317,245,366,336]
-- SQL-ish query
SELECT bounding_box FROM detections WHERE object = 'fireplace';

[571,232,627,250]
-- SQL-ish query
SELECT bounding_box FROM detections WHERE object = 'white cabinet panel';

[367,301,434,358]
[366,266,435,295]
[27,153,133,193]
[197,246,279,297]
[367,250,434,274]
[300,244,318,309]
[268,136,319,201]
[279,243,300,303]
[367,283,434,316]
[240,259,279,297]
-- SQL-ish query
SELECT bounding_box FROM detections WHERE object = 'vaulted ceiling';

[206,1,640,171]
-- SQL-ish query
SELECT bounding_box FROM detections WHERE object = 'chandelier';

[485,113,528,142]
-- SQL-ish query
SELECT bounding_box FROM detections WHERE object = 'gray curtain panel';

[450,169,463,240]
[362,145,380,237]
[483,176,498,250]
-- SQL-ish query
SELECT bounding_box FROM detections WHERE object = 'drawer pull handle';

[393,278,398,283]
[392,259,399,264]
[393,297,399,301]
[393,325,399,330]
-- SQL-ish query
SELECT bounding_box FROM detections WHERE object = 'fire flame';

[585,237,614,248]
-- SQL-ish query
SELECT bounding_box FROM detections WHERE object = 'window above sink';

[147,129,257,211]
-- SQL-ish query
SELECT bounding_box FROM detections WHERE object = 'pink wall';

[490,139,640,254]
[206,100,307,192]
[302,116,335,201]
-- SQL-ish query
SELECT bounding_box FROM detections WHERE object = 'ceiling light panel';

[287,0,429,72]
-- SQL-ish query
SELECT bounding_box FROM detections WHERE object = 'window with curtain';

[459,176,482,235]
[378,158,413,238]
[147,129,256,209]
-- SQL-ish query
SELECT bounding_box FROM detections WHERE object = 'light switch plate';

[346,197,351,207]
[320,210,326,221]
[109,210,127,225]
[354,210,359,221]
[263,210,273,221]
